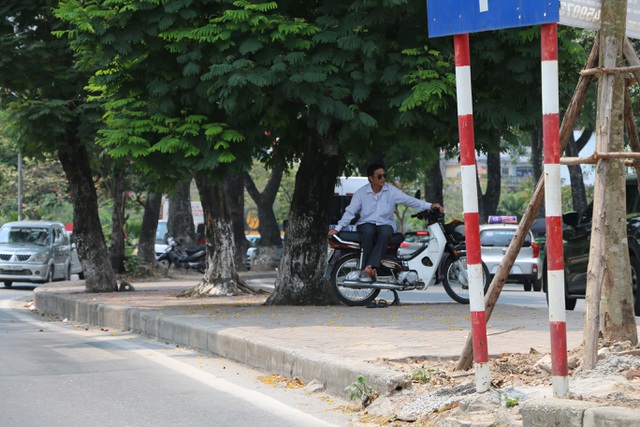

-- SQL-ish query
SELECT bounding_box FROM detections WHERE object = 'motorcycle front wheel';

[330,253,380,306]
[442,252,490,304]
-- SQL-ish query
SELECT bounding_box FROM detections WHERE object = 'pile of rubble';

[358,341,640,426]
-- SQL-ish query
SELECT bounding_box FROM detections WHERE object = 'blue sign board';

[427,0,559,38]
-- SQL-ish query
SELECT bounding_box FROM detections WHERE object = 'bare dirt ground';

[346,340,640,426]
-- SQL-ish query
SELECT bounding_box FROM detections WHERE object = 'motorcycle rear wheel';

[330,253,380,306]
[442,252,489,304]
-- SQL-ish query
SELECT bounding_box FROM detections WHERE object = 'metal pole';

[17,149,22,221]
[541,22,569,397]
[454,33,490,393]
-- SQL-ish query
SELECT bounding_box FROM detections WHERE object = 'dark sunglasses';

[376,174,386,179]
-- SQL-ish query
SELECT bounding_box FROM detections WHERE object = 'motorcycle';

[326,207,489,306]
[157,237,206,274]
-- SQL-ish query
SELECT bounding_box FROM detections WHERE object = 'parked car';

[65,231,84,279]
[69,244,84,279]
[155,220,169,257]
[245,234,260,269]
[544,177,640,315]
[246,234,283,270]
[480,223,542,292]
[0,220,72,287]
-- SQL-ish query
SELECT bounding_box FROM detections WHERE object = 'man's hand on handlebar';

[411,203,444,219]
[431,203,444,214]
[328,229,338,237]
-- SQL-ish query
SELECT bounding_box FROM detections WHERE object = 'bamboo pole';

[561,152,640,165]
[580,64,640,76]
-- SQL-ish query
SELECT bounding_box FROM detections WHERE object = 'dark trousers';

[357,223,393,270]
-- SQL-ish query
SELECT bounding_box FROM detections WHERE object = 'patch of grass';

[503,395,520,408]
[411,368,435,384]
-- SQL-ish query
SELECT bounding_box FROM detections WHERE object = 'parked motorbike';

[326,207,489,306]
[157,237,206,274]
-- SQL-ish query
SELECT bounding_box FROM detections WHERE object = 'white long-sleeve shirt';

[335,182,431,232]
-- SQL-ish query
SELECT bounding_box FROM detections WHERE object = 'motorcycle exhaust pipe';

[340,280,405,290]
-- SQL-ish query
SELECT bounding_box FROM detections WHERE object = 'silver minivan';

[480,223,542,292]
[0,220,72,288]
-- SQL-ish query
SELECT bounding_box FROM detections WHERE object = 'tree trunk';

[478,149,501,223]
[245,164,284,271]
[58,134,116,293]
[138,192,162,264]
[586,0,637,366]
[109,166,127,274]
[179,176,254,297]
[168,181,196,246]
[265,137,341,305]
[530,128,543,187]
[424,160,444,207]
[224,171,249,272]
[565,135,585,211]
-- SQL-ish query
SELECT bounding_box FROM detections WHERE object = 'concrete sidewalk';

[30,274,640,426]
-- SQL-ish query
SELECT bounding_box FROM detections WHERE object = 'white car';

[69,244,84,279]
[155,220,169,257]
[245,234,260,269]
[0,221,72,287]
[65,231,84,279]
[479,223,542,291]
[246,234,283,269]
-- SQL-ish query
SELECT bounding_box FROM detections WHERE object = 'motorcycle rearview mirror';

[414,189,421,200]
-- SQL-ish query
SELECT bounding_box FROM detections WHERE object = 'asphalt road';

[0,277,589,427]
[382,282,583,309]
[0,287,353,427]
[395,282,587,312]
[249,277,586,312]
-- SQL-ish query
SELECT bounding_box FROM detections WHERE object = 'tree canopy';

[0,0,117,292]
[1,0,597,299]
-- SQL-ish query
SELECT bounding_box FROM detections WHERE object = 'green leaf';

[239,38,264,55]
[183,61,201,76]
[351,81,370,103]
[337,34,362,51]
[357,111,377,127]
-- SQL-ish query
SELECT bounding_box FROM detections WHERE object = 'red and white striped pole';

[454,33,490,393]
[541,22,569,397]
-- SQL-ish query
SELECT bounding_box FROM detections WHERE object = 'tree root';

[176,273,269,298]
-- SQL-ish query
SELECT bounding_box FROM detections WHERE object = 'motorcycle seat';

[185,245,206,255]
[337,231,405,245]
